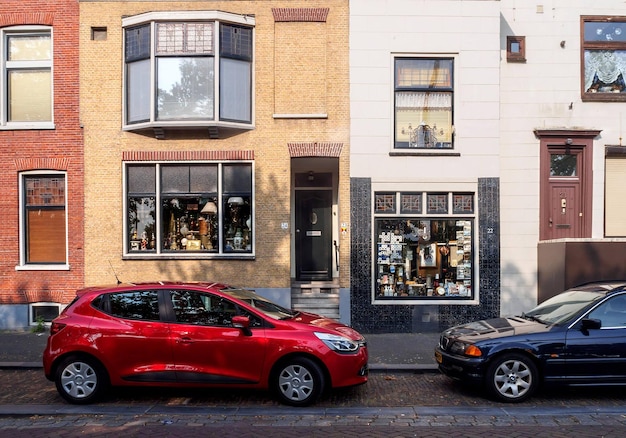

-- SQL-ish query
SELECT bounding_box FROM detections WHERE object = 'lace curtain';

[584,50,626,91]
[396,92,451,109]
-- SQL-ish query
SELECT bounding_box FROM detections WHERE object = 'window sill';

[389,151,461,157]
[373,297,478,305]
[15,264,70,271]
[0,122,56,131]
[273,114,328,119]
[122,254,255,261]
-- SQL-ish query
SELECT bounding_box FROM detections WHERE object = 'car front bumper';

[434,346,486,385]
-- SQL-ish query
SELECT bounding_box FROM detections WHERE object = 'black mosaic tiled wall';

[350,177,501,334]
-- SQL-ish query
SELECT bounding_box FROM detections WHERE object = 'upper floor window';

[125,161,253,258]
[582,16,626,101]
[394,58,453,149]
[1,26,53,129]
[19,172,67,268]
[122,12,254,134]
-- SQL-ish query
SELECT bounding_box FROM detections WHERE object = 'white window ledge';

[16,264,70,271]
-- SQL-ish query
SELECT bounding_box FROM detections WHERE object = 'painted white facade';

[351,0,626,320]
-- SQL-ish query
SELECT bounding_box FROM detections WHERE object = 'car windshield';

[522,290,605,325]
[221,287,298,320]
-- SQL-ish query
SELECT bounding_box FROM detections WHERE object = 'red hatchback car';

[43,282,368,406]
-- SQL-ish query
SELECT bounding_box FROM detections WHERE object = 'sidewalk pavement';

[0,330,440,371]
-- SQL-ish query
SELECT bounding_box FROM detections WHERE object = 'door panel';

[549,185,581,239]
[295,190,332,280]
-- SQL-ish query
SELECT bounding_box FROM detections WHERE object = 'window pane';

[584,21,626,42]
[400,193,422,214]
[223,195,251,252]
[127,165,155,194]
[128,197,156,251]
[109,291,160,320]
[584,50,626,93]
[156,57,214,120]
[127,59,151,123]
[24,175,66,264]
[161,165,190,193]
[427,193,448,214]
[8,70,51,122]
[223,164,252,193]
[156,23,214,55]
[190,165,217,193]
[220,24,252,60]
[8,34,51,61]
[395,92,452,148]
[550,154,577,177]
[220,58,251,122]
[375,218,472,300]
[375,193,396,213]
[125,25,151,62]
[395,59,452,89]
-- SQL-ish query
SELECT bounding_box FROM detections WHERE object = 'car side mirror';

[232,315,252,336]
[581,318,601,331]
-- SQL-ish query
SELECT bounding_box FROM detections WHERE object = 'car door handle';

[177,337,194,344]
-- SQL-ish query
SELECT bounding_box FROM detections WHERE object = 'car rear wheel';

[273,357,325,407]
[486,353,538,403]
[55,355,107,404]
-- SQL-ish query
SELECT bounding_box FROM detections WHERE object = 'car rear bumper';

[434,347,485,385]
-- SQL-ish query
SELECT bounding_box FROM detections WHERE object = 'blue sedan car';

[435,281,626,402]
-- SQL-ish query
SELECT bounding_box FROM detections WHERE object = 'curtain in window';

[584,50,626,91]
[396,92,451,109]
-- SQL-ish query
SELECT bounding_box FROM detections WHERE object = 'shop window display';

[126,162,253,256]
[375,218,473,300]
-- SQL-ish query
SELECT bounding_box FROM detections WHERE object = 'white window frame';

[0,25,55,130]
[123,161,255,259]
[121,11,255,132]
[29,301,66,326]
[16,170,70,271]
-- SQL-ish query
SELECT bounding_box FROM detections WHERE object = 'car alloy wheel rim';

[60,361,98,399]
[493,359,532,399]
[278,364,314,401]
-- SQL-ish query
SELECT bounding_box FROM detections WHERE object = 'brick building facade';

[0,0,84,328]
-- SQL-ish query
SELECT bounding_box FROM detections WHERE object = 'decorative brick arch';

[14,157,69,171]
[0,13,54,27]
[288,142,343,158]
[272,8,329,22]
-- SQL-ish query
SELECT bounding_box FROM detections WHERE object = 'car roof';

[75,281,231,296]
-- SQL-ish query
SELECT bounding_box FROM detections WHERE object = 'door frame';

[536,129,599,241]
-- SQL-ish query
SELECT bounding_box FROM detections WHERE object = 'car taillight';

[49,322,66,335]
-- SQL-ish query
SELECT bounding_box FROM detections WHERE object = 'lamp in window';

[200,201,217,250]
[227,196,244,205]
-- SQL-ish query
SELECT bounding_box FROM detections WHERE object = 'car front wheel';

[55,355,107,404]
[273,357,325,407]
[486,353,538,403]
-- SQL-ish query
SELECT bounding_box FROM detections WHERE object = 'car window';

[523,290,604,325]
[170,290,262,327]
[587,294,626,328]
[103,290,161,321]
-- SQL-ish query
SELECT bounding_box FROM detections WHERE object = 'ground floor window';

[125,162,253,257]
[374,192,474,301]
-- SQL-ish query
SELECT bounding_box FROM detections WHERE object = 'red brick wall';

[0,0,84,306]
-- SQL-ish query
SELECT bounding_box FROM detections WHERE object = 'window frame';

[506,36,526,63]
[0,25,54,130]
[393,56,454,150]
[17,171,69,270]
[581,16,626,102]
[122,11,255,133]
[373,191,476,305]
[123,161,255,259]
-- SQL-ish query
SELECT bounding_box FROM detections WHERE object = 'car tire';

[54,355,108,404]
[486,353,538,403]
[273,357,325,407]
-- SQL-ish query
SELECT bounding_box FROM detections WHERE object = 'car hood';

[443,316,551,342]
[289,311,364,341]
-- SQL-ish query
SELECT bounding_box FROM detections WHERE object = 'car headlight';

[315,332,359,353]
[449,341,482,357]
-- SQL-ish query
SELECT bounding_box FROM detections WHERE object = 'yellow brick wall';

[80,1,350,289]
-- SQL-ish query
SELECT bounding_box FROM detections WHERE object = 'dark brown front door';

[295,190,332,281]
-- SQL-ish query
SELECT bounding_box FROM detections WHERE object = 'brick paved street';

[2,369,626,436]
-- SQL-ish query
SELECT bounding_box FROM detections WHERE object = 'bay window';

[123,11,253,133]
[394,58,453,149]
[374,192,474,301]
[582,16,626,101]
[125,162,253,257]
